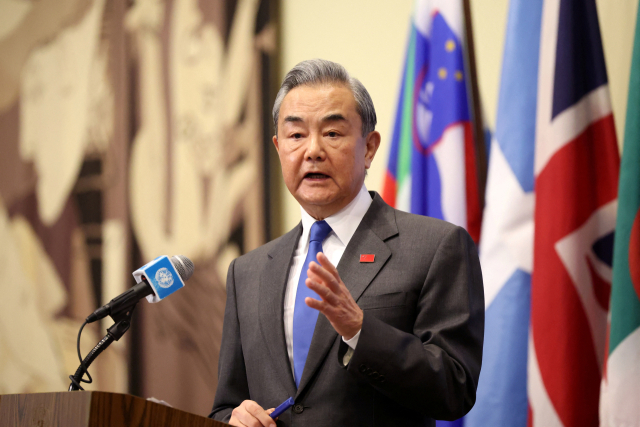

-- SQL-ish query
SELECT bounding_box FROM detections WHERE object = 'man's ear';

[272,135,280,152]
[364,131,381,169]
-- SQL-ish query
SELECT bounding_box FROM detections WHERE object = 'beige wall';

[597,0,639,145]
[277,0,639,233]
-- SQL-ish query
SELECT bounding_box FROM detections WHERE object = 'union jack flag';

[529,1,620,426]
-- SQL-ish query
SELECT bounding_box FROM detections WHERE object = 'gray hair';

[272,59,377,137]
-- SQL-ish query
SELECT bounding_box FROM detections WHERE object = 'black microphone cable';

[69,320,92,390]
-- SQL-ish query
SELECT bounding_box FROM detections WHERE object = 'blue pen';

[270,397,295,419]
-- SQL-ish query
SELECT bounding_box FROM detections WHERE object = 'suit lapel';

[259,224,302,397]
[296,193,398,395]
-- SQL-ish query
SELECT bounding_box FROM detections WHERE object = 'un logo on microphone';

[155,267,174,288]
[133,255,186,302]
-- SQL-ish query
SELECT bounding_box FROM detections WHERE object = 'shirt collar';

[300,184,373,247]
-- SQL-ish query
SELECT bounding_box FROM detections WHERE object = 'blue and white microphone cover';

[132,255,186,303]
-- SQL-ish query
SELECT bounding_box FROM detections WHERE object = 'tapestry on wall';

[0,0,276,416]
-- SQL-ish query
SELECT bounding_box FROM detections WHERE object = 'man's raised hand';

[305,252,363,340]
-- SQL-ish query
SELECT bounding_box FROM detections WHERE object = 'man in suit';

[210,59,484,427]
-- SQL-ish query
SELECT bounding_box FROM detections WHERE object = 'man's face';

[273,84,380,220]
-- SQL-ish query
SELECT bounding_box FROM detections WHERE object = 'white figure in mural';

[127,0,261,271]
[19,0,111,226]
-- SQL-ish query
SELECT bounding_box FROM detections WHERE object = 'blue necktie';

[293,220,332,387]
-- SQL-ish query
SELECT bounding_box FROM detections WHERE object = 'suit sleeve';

[344,225,484,421]
[209,259,249,422]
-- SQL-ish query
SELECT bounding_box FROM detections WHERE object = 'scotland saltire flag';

[382,0,482,244]
[464,0,541,426]
[529,0,619,426]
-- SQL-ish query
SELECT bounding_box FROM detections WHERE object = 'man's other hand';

[305,252,363,339]
[229,400,276,427]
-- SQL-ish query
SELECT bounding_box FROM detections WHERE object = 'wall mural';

[0,0,276,417]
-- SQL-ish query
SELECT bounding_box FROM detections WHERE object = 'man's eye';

[327,131,338,138]
[292,133,302,139]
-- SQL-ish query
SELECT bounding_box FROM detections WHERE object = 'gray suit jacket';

[210,192,484,426]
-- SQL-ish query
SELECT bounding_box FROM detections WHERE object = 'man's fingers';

[230,400,276,427]
[305,296,329,313]
[247,402,277,427]
[305,255,364,339]
[231,409,255,427]
[316,252,340,277]
[305,276,340,304]
[308,262,341,293]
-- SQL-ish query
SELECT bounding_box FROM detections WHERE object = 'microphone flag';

[133,255,186,303]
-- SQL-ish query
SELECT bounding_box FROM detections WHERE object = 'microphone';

[86,255,194,323]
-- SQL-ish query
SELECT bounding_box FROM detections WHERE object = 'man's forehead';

[280,83,357,118]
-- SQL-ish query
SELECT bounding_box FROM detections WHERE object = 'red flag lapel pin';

[360,254,375,263]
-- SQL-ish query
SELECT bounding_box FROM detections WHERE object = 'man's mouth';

[304,172,329,180]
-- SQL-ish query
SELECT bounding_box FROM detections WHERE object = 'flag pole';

[462,0,488,210]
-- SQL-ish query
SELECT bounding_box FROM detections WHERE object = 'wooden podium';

[0,391,229,427]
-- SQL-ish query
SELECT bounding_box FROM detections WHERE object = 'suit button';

[293,404,304,414]
[371,371,379,379]
[379,375,385,383]
[359,364,367,373]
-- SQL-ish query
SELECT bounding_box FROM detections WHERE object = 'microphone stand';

[68,304,137,391]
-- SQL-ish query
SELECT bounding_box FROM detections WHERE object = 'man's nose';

[305,133,325,160]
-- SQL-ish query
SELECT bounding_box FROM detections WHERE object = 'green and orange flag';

[600,5,640,426]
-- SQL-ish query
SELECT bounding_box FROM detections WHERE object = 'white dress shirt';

[284,184,373,376]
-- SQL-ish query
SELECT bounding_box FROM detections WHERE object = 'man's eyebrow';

[322,113,347,123]
[283,115,303,124]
